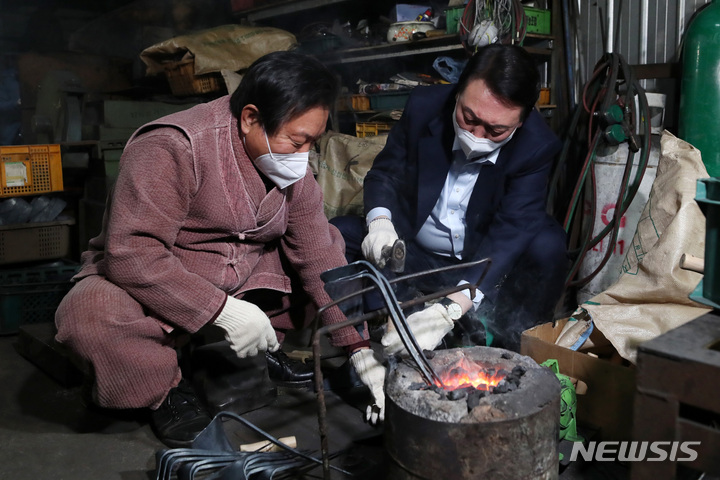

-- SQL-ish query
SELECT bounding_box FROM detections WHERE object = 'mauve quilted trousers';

[55,275,183,410]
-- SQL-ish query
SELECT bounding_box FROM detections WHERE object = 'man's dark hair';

[456,44,540,120]
[230,50,339,135]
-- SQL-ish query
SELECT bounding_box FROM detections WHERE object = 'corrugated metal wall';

[573,0,711,91]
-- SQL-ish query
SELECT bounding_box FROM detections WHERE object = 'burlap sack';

[309,131,388,219]
[574,130,712,364]
[140,24,297,76]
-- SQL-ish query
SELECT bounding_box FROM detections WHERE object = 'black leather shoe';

[151,378,213,448]
[265,350,314,387]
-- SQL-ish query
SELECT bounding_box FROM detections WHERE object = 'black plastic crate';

[0,262,79,334]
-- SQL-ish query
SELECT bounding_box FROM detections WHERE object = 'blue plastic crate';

[0,262,79,334]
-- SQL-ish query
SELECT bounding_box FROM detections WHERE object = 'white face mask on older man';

[251,130,309,189]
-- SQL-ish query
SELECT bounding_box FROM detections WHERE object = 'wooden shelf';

[234,0,565,132]
[315,34,553,65]
[234,0,351,22]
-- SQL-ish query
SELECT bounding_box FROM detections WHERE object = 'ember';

[435,355,505,391]
[385,347,561,480]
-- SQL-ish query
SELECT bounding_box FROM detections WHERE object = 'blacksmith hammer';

[381,238,406,272]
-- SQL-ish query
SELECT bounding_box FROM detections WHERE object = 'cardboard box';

[521,318,636,441]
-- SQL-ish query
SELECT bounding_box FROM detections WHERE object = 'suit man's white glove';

[349,348,386,425]
[361,218,398,268]
[381,304,454,356]
[214,296,280,358]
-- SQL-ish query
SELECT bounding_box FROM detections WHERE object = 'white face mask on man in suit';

[452,109,516,160]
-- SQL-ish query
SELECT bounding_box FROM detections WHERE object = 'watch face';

[445,302,463,320]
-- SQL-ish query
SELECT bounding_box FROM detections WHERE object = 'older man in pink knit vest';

[54,51,384,448]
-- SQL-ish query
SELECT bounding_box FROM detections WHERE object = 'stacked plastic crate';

[0,144,78,334]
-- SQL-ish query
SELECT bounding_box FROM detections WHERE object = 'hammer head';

[381,239,406,273]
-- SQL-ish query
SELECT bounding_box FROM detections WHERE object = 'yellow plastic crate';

[164,59,223,97]
[339,95,371,112]
[356,122,394,138]
[0,144,64,198]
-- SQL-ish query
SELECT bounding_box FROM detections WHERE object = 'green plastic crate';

[445,6,465,34]
[524,7,551,35]
[369,91,411,111]
[0,262,79,334]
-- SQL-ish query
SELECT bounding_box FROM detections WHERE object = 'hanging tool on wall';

[547,50,652,294]
[458,0,529,52]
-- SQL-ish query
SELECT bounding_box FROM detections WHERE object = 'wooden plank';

[636,352,720,413]
[631,63,680,80]
[631,392,679,480]
[677,419,720,475]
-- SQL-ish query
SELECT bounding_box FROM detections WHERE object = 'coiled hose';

[548,52,652,292]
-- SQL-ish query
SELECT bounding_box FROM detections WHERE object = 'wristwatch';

[439,297,463,321]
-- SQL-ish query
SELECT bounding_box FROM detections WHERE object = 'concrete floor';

[1,323,385,479]
[0,322,645,480]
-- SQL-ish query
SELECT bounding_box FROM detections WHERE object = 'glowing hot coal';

[435,355,505,391]
[385,347,562,479]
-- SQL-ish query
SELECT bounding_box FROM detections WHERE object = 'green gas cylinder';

[679,0,720,177]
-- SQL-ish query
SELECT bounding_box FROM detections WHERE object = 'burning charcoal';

[430,385,446,400]
[504,373,521,387]
[501,352,512,359]
[497,369,509,377]
[409,382,426,391]
[504,375,521,388]
[493,381,510,394]
[447,386,475,401]
[447,389,468,401]
[422,349,436,359]
[466,389,486,411]
[501,366,527,388]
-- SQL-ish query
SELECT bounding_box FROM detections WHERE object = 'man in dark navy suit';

[334,44,568,424]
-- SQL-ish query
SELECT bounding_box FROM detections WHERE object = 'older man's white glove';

[349,348,386,425]
[214,296,280,358]
[381,303,454,356]
[361,217,398,268]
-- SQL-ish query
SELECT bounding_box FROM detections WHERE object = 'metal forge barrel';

[385,346,561,480]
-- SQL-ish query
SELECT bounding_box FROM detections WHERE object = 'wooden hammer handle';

[680,254,704,274]
[239,436,297,452]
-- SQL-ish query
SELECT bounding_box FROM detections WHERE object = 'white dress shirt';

[367,138,503,309]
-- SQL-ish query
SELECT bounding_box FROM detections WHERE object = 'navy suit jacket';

[363,84,562,301]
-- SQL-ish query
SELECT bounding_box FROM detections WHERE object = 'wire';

[548,51,652,292]
[459,0,528,52]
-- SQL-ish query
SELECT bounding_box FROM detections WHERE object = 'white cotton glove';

[213,296,280,358]
[381,303,454,356]
[361,218,398,268]
[349,348,386,425]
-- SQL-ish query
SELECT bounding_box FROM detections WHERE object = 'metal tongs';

[321,260,444,386]
[312,258,491,479]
